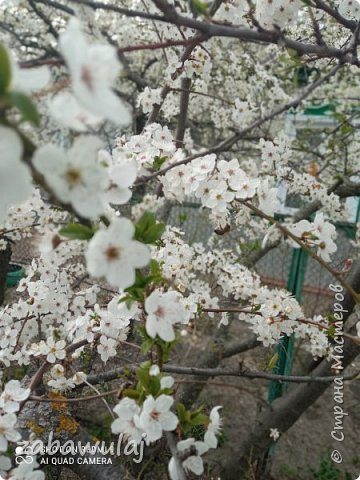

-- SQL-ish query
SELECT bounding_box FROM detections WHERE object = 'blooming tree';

[1,1,360,479]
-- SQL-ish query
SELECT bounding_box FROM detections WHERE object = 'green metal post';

[259,248,308,476]
[355,198,360,224]
[268,248,308,402]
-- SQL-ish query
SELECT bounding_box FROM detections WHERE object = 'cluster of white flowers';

[183,47,212,79]
[131,194,165,222]
[238,292,329,356]
[1,5,357,478]
[68,296,138,362]
[137,87,163,114]
[153,227,194,284]
[152,230,330,355]
[153,229,222,315]
[46,364,86,392]
[232,97,258,127]
[287,212,337,262]
[33,137,140,219]
[0,379,45,479]
[259,135,344,221]
[144,289,191,341]
[112,387,178,444]
[32,337,66,364]
[255,0,303,28]
[215,0,249,24]
[259,135,293,175]
[33,137,109,219]
[0,215,101,367]
[1,190,63,243]
[111,367,222,479]
[114,123,182,174]
[164,46,212,81]
[162,155,279,226]
[285,172,343,220]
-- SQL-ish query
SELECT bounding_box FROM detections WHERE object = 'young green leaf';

[191,0,208,15]
[7,92,40,126]
[135,212,165,244]
[59,223,95,240]
[153,155,167,170]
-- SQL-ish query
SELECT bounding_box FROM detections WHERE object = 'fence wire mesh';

[164,200,359,317]
[8,199,359,319]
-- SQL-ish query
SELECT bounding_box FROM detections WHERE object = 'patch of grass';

[88,414,113,442]
[308,454,354,480]
[278,462,305,479]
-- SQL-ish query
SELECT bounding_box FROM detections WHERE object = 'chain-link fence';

[164,199,359,317]
[7,198,359,319]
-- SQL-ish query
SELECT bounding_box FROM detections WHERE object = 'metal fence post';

[267,248,308,403]
[257,248,308,477]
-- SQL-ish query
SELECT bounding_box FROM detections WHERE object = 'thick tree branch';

[36,0,359,62]
[175,77,192,148]
[136,62,343,185]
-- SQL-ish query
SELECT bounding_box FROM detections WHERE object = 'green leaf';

[159,387,173,396]
[59,223,95,240]
[149,259,163,281]
[122,388,140,400]
[189,413,209,427]
[268,352,279,370]
[191,0,208,15]
[136,366,151,389]
[135,212,165,244]
[176,403,188,424]
[143,223,166,244]
[135,211,154,238]
[156,336,178,362]
[178,213,187,224]
[140,337,155,355]
[149,375,161,396]
[153,155,167,171]
[0,43,11,94]
[6,92,40,126]
[121,260,165,306]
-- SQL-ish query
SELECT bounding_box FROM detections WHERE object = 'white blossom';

[85,217,150,289]
[0,380,30,413]
[0,127,33,225]
[269,427,280,441]
[112,397,145,443]
[204,406,222,448]
[58,18,131,125]
[168,438,209,479]
[145,289,187,341]
[33,136,109,218]
[138,394,178,443]
[97,335,117,363]
[0,413,21,451]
